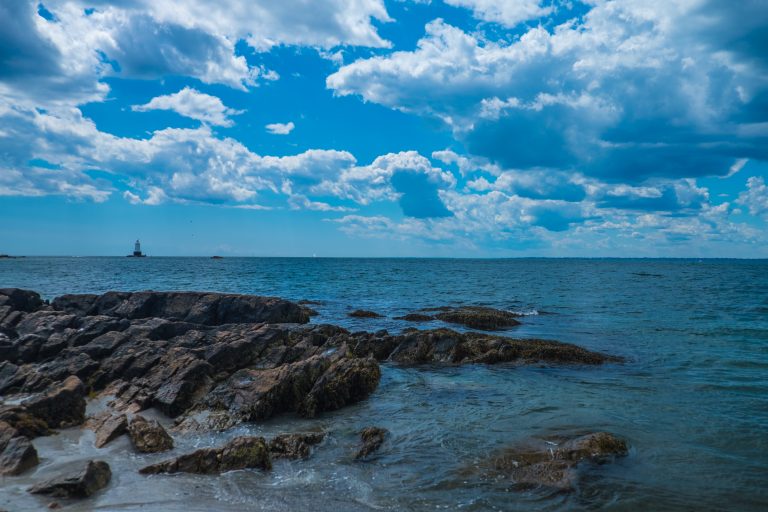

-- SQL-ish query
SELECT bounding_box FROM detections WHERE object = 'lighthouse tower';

[131,240,145,257]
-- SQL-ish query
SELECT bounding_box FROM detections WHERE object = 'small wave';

[511,309,540,316]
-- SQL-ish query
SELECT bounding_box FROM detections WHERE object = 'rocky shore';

[0,288,628,506]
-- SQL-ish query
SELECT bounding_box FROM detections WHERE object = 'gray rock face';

[139,436,271,475]
[29,460,111,498]
[0,436,39,475]
[127,415,173,453]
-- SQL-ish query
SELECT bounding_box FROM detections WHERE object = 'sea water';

[1,257,766,511]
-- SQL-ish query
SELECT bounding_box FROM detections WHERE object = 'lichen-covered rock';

[354,426,388,460]
[0,436,39,475]
[29,460,111,498]
[433,306,521,330]
[348,310,383,318]
[484,432,628,490]
[22,376,86,428]
[268,432,325,460]
[127,415,173,453]
[139,436,271,475]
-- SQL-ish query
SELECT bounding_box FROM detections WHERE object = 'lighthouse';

[128,239,146,257]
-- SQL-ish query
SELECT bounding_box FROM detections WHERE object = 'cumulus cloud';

[328,2,768,182]
[444,0,552,27]
[737,176,768,217]
[265,122,295,135]
[133,88,242,126]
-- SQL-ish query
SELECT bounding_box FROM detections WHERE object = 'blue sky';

[1,0,767,257]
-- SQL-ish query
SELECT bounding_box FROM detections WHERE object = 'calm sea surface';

[1,257,767,511]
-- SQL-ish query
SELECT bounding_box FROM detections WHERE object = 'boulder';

[348,310,383,318]
[22,376,86,428]
[0,436,39,475]
[354,426,388,460]
[87,412,128,448]
[29,460,111,498]
[433,306,521,330]
[0,289,44,313]
[268,432,325,460]
[139,436,271,475]
[127,415,173,453]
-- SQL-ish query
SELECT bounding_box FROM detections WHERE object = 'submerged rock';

[348,310,383,318]
[0,436,39,475]
[127,415,173,453]
[393,313,434,322]
[29,460,111,498]
[268,432,325,460]
[483,432,628,490]
[139,436,271,475]
[432,306,521,330]
[355,426,388,460]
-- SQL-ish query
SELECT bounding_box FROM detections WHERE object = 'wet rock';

[0,407,50,438]
[29,460,111,498]
[485,432,628,490]
[22,376,86,428]
[268,432,325,460]
[52,291,309,325]
[348,310,383,318]
[0,289,44,313]
[127,415,173,453]
[298,356,381,418]
[355,426,388,460]
[86,412,128,448]
[433,306,521,330]
[394,313,434,322]
[0,436,39,475]
[139,436,271,475]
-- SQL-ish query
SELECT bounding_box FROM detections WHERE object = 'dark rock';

[268,432,325,460]
[298,357,381,418]
[29,460,111,498]
[394,313,434,322]
[86,412,128,448]
[127,415,173,453]
[139,436,271,475]
[52,291,309,325]
[302,306,319,317]
[434,306,521,330]
[0,436,39,475]
[22,376,86,428]
[348,310,383,318]
[355,426,388,460]
[0,407,50,438]
[0,289,44,313]
[484,432,628,490]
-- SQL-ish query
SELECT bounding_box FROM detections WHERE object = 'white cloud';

[265,122,295,135]
[444,0,552,27]
[737,176,768,217]
[132,88,242,126]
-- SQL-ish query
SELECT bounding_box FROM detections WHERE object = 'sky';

[1,0,767,257]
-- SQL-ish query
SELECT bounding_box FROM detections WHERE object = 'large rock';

[29,460,111,498]
[22,376,86,428]
[484,432,629,490]
[86,412,128,448]
[139,436,271,475]
[127,415,173,453]
[0,436,39,475]
[432,306,521,330]
[354,426,388,460]
[52,291,309,325]
[0,289,44,313]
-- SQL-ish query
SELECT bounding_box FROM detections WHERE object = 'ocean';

[1,257,767,511]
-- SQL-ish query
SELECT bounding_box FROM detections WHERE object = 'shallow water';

[1,257,767,511]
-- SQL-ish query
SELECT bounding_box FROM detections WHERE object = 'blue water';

[1,257,767,511]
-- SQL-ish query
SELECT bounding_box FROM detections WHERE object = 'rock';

[268,432,325,460]
[298,357,381,418]
[0,436,39,475]
[0,407,50,438]
[348,310,383,318]
[52,291,309,325]
[139,436,271,475]
[29,460,111,498]
[484,432,628,490]
[22,376,86,428]
[393,313,434,322]
[0,289,44,313]
[87,412,128,448]
[127,415,173,453]
[355,426,388,460]
[433,306,521,330]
